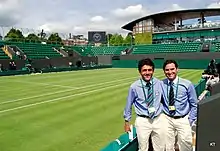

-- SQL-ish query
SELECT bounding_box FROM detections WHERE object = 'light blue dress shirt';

[161,76,198,126]
[123,77,163,121]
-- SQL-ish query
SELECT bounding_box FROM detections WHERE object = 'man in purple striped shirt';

[123,58,165,151]
[161,60,198,151]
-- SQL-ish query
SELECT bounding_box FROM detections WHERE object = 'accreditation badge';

[148,107,156,113]
[155,90,160,96]
[169,106,176,111]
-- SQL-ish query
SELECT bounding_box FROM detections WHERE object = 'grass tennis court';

[0,68,203,151]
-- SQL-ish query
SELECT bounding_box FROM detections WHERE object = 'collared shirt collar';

[168,76,178,85]
[141,77,154,86]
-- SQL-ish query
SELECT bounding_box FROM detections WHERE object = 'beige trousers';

[135,113,166,151]
[164,114,193,151]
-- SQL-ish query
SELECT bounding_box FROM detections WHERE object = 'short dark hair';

[138,58,155,72]
[163,60,178,70]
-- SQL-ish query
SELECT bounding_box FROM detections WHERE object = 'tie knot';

[169,81,173,85]
[146,82,151,87]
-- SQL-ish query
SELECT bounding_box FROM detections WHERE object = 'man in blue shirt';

[161,60,198,151]
[123,58,165,151]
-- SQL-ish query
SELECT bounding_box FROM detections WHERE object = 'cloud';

[73,26,86,33]
[112,4,148,20]
[2,0,220,39]
[90,16,106,22]
[0,0,22,26]
[207,2,220,8]
[162,3,185,12]
[37,22,74,39]
[170,4,185,11]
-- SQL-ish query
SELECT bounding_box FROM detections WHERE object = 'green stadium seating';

[0,40,217,59]
[215,42,220,52]
[67,46,129,56]
[0,41,9,59]
[153,29,220,40]
[132,42,201,54]
[61,46,93,56]
[210,42,220,52]
[72,46,93,56]
[90,46,128,55]
[6,41,62,59]
[0,48,9,59]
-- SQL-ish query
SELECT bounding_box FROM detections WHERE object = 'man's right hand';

[124,121,131,132]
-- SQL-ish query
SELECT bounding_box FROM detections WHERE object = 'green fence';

[101,78,207,151]
[194,79,206,97]
[112,60,138,68]
[0,65,113,76]
[176,60,210,69]
[112,59,209,69]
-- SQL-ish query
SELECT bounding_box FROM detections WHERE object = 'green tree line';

[4,28,62,44]
[105,32,134,46]
[3,28,135,45]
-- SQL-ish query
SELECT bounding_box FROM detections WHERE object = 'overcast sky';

[0,0,220,37]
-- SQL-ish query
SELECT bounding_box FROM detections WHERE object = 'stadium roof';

[122,8,220,31]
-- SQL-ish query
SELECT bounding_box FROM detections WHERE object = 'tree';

[109,34,116,45]
[48,33,62,44]
[5,28,24,41]
[109,34,124,46]
[115,34,124,45]
[124,32,133,45]
[25,33,40,42]
[106,34,112,44]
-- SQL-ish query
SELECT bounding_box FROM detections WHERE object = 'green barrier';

[101,127,137,151]
[0,65,113,76]
[112,59,210,69]
[0,70,30,76]
[112,60,138,68]
[101,78,207,151]
[194,79,206,96]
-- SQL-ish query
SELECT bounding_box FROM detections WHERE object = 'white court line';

[1,71,194,105]
[0,71,196,114]
[0,76,138,105]
[48,72,134,84]
[0,81,131,114]
[10,71,135,88]
[11,68,125,80]
[12,80,76,89]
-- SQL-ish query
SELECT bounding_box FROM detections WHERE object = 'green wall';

[112,59,209,69]
[112,60,138,68]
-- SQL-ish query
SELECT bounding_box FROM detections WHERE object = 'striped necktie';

[146,82,154,118]
[169,81,175,114]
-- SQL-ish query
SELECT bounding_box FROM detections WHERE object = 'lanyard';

[140,78,154,104]
[167,78,179,100]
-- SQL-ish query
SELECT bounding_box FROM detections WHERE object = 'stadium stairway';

[52,47,68,57]
[1,45,13,59]
[126,46,134,54]
[8,45,26,59]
